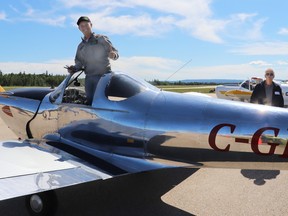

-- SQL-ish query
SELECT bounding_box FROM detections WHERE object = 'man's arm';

[278,86,284,107]
[250,84,260,104]
[74,45,85,71]
[65,45,84,73]
[102,35,119,60]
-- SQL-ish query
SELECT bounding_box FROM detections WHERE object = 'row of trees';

[149,79,219,86]
[0,71,66,87]
[0,71,222,87]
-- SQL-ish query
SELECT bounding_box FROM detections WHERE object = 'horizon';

[0,70,244,83]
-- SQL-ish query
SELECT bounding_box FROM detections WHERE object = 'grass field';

[2,86,43,91]
[156,85,216,93]
[2,86,22,91]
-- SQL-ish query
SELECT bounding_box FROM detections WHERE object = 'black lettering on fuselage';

[209,124,288,158]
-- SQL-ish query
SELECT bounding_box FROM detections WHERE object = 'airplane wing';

[0,140,111,201]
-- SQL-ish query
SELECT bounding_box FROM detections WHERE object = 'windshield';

[49,75,70,103]
[240,80,250,90]
[50,71,85,104]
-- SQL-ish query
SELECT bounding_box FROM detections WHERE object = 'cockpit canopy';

[105,73,147,99]
[50,71,159,105]
[240,77,263,91]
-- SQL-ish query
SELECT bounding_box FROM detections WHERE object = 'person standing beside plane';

[66,16,119,105]
[250,68,284,107]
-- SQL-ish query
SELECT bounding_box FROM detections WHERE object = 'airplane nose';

[0,93,42,140]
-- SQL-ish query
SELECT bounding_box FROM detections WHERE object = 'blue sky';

[0,0,288,81]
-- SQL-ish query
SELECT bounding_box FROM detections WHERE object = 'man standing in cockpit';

[66,16,119,105]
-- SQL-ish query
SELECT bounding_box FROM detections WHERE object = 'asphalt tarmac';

[1,107,288,215]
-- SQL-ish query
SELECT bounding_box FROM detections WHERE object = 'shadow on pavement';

[240,169,280,185]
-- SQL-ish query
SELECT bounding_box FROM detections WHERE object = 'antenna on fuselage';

[165,58,193,81]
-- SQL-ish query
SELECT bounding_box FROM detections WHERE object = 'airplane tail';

[0,86,5,92]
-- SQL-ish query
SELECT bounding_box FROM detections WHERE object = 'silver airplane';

[0,71,288,214]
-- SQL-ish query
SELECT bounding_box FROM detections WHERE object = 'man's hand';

[64,65,76,74]
[109,51,118,60]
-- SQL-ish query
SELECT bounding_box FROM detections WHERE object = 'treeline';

[149,79,219,86]
[0,72,223,87]
[0,71,66,87]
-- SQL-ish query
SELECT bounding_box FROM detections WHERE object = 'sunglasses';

[265,73,274,76]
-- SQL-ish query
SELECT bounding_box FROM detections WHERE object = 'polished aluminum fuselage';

[1,72,288,172]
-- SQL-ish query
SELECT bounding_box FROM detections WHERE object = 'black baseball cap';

[77,16,91,25]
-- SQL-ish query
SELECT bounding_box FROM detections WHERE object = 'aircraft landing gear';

[26,191,57,216]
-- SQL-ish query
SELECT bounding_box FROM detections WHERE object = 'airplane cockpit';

[240,77,263,91]
[62,71,86,104]
[240,80,250,90]
[104,73,148,101]
[49,71,159,105]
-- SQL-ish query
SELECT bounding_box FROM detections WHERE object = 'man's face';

[78,21,92,34]
[265,70,274,81]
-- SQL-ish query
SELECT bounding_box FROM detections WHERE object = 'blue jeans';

[85,74,102,105]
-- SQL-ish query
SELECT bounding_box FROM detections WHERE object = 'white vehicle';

[215,77,288,107]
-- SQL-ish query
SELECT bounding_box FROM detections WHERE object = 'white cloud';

[186,64,261,79]
[9,5,19,13]
[0,57,182,80]
[233,13,256,22]
[2,55,288,81]
[137,0,226,43]
[230,42,288,55]
[66,0,224,41]
[0,11,7,20]
[112,56,186,81]
[181,63,288,80]
[222,13,266,41]
[249,60,271,66]
[7,3,67,26]
[246,18,266,40]
[24,6,34,17]
[21,5,66,26]
[63,0,262,43]
[78,12,175,36]
[177,16,226,43]
[277,60,288,65]
[58,0,129,9]
[24,16,66,26]
[278,28,288,35]
[0,61,69,75]
[5,0,266,43]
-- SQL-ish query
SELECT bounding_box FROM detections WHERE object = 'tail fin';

[0,86,5,92]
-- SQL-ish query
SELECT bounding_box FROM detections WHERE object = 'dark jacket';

[250,81,284,107]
